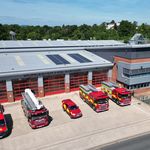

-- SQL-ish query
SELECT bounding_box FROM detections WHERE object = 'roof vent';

[129,33,146,45]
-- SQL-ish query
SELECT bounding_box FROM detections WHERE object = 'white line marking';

[133,105,150,116]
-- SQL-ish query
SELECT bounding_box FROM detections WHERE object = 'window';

[70,72,88,91]
[13,78,38,101]
[125,82,150,90]
[0,81,7,102]
[92,70,108,86]
[123,67,150,77]
[44,74,65,95]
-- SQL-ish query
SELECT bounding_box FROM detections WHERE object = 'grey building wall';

[87,47,150,62]
[108,69,112,78]
[65,73,70,84]
[88,71,92,81]
[6,80,13,91]
[38,76,44,87]
[117,61,150,85]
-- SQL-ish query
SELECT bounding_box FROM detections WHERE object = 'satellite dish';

[9,31,16,40]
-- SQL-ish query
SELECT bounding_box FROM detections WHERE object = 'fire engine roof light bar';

[102,81,118,88]
[80,84,98,93]
[80,84,90,92]
[88,84,98,92]
[22,89,43,110]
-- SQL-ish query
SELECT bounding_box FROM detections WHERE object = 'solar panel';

[46,54,70,65]
[68,53,92,63]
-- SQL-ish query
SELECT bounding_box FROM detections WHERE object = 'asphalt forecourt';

[1,91,150,150]
[91,132,150,150]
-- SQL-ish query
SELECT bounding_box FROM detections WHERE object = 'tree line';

[0,20,150,42]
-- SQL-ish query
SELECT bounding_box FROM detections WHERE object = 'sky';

[0,0,149,26]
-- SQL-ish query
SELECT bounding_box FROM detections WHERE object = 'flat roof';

[0,40,150,53]
[0,40,125,49]
[0,49,112,77]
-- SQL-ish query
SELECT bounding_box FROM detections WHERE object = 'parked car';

[62,99,82,119]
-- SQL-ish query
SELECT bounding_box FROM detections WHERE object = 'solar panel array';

[46,55,70,65]
[68,53,92,63]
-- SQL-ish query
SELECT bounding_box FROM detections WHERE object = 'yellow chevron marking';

[37,54,50,64]
[15,56,25,66]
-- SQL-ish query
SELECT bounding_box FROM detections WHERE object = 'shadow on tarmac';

[4,114,13,138]
[48,115,53,125]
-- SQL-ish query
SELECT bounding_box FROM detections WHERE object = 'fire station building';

[0,40,150,103]
[0,40,114,103]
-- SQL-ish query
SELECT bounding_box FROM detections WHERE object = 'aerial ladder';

[22,89,43,110]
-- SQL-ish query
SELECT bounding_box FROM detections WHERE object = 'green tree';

[0,24,9,40]
[0,20,149,41]
[117,20,136,41]
[138,23,150,39]
[27,31,41,40]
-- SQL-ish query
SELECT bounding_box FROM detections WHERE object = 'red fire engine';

[0,104,8,138]
[21,89,49,129]
[101,81,132,106]
[79,84,109,112]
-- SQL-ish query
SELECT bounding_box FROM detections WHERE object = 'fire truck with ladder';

[79,84,109,112]
[21,89,49,129]
[101,81,132,106]
[0,104,8,138]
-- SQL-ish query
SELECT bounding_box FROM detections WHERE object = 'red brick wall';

[7,91,14,102]
[134,87,150,95]
[65,83,70,93]
[38,86,44,97]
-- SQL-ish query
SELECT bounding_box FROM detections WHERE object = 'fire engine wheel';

[63,106,65,111]
[83,98,86,102]
[24,112,27,117]
[23,110,26,116]
[92,106,96,111]
[116,101,120,105]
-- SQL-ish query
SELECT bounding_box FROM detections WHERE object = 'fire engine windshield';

[95,98,108,104]
[31,112,47,120]
[0,119,5,127]
[118,94,131,99]
[69,105,78,110]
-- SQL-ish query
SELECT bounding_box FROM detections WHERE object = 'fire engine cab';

[101,81,131,106]
[21,89,49,129]
[0,104,8,138]
[79,84,109,112]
